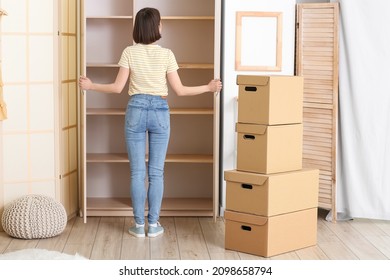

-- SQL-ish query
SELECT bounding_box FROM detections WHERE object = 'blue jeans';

[124,94,170,225]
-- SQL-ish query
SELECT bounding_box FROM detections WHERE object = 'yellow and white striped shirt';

[118,44,179,96]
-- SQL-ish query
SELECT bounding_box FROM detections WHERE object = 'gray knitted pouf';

[1,194,67,239]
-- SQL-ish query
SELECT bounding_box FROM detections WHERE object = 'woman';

[79,7,222,238]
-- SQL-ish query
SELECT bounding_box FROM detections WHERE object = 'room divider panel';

[295,3,339,221]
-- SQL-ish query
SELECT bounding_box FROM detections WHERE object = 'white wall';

[221,0,297,214]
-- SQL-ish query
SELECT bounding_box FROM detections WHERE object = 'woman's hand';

[167,71,222,96]
[208,79,222,93]
[79,76,93,91]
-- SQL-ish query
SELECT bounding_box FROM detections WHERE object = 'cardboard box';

[224,169,319,216]
[224,208,318,257]
[236,123,302,174]
[237,75,303,125]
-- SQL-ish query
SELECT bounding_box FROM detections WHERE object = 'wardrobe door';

[80,0,134,220]
[59,0,79,218]
[295,3,339,221]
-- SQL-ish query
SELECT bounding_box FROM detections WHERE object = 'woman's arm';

[167,70,222,96]
[79,66,130,94]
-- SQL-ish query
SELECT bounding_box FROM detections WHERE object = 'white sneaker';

[147,222,164,238]
[128,225,145,238]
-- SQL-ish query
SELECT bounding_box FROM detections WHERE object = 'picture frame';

[235,11,283,71]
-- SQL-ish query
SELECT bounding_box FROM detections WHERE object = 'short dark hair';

[133,7,162,44]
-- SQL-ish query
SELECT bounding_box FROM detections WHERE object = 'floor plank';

[316,219,359,260]
[199,217,226,254]
[175,217,210,260]
[270,252,300,260]
[294,246,329,260]
[63,243,94,259]
[36,217,75,252]
[324,219,387,259]
[371,219,390,235]
[0,212,390,260]
[66,216,100,245]
[61,217,99,258]
[209,252,241,260]
[3,238,39,253]
[349,218,388,237]
[90,219,124,260]
[238,252,266,260]
[121,238,151,260]
[150,217,180,260]
[0,232,12,253]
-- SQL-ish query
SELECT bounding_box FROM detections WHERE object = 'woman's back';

[119,44,178,96]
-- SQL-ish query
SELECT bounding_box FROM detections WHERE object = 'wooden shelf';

[86,108,214,115]
[161,16,214,20]
[87,153,213,163]
[86,63,119,68]
[86,16,213,20]
[86,197,213,217]
[87,108,124,115]
[86,16,133,19]
[165,154,213,163]
[87,153,128,162]
[179,63,214,69]
[86,63,214,69]
[170,108,213,115]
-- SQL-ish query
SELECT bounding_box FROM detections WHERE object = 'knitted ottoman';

[1,194,67,239]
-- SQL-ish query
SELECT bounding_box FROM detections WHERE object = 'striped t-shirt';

[118,44,179,96]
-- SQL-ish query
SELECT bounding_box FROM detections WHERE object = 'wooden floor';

[1,209,390,260]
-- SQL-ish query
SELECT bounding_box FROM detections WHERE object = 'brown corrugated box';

[224,168,319,216]
[224,208,318,257]
[237,75,303,125]
[236,123,303,174]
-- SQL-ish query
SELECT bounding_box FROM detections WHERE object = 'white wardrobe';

[79,0,221,221]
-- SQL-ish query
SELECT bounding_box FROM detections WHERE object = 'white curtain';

[334,0,390,219]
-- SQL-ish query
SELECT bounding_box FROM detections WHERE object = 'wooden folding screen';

[59,0,79,217]
[295,3,339,221]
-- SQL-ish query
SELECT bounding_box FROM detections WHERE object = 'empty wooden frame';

[235,11,282,71]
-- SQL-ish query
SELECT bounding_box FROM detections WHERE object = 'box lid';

[236,123,267,135]
[224,170,268,185]
[236,75,270,86]
[224,210,268,226]
[236,75,303,86]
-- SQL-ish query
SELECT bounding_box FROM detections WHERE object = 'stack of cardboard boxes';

[224,75,319,257]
